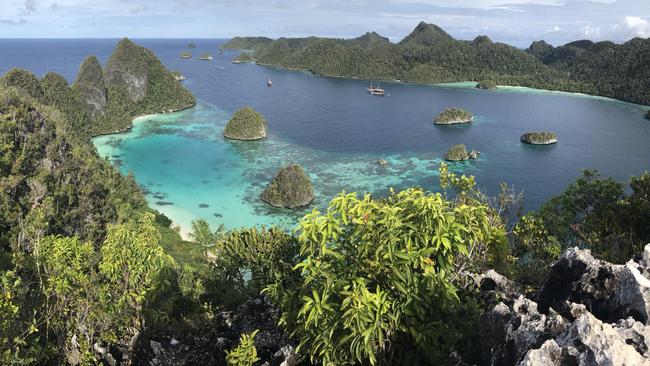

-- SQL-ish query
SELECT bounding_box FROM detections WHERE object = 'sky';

[1,0,649,46]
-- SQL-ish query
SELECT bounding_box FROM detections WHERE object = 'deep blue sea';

[1,39,649,235]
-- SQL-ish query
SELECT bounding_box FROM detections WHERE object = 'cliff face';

[105,38,151,103]
[73,56,107,117]
[97,38,196,134]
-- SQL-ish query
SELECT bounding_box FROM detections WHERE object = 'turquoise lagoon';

[1,39,647,236]
[93,102,449,236]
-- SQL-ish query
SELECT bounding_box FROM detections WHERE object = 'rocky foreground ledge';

[464,244,650,366]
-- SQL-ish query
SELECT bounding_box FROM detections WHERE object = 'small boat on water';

[200,54,214,61]
[267,80,273,87]
[218,49,223,54]
[367,82,385,96]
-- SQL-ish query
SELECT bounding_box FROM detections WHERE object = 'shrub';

[226,330,260,366]
[266,169,506,364]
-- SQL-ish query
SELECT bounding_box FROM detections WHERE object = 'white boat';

[367,82,385,96]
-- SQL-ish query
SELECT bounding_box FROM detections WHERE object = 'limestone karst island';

[1,2,649,366]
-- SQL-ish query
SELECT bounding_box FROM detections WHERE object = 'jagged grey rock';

[518,304,650,365]
[478,245,650,366]
[537,246,650,324]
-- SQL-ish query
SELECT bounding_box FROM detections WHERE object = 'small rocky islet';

[223,107,267,140]
[261,164,314,209]
[521,131,558,145]
[445,144,480,162]
[434,107,473,125]
[476,80,498,90]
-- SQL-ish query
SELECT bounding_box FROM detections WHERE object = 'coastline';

[91,103,198,242]
[90,103,197,139]
[249,61,649,108]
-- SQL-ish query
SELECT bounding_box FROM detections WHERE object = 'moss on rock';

[261,164,314,208]
[520,132,558,145]
[434,108,473,125]
[445,144,470,161]
[224,107,267,140]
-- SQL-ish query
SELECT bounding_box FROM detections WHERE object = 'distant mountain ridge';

[225,22,650,105]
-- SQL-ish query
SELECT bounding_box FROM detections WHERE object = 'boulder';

[479,296,568,365]
[469,150,480,160]
[518,304,650,366]
[261,164,314,208]
[223,107,267,140]
[476,244,650,366]
[536,246,650,324]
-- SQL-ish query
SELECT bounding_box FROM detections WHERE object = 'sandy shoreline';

[91,104,198,242]
[246,61,649,107]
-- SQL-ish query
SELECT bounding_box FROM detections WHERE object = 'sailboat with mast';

[367,81,385,96]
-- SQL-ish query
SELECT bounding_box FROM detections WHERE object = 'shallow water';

[1,39,648,233]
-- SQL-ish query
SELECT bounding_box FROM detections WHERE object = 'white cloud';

[547,25,561,32]
[580,25,601,37]
[623,15,650,37]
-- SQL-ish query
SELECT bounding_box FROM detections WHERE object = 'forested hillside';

[527,37,650,105]
[227,21,650,105]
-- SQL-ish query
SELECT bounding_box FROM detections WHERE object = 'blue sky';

[1,0,649,46]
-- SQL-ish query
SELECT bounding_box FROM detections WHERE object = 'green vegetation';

[0,68,46,103]
[476,80,497,90]
[2,37,650,366]
[222,36,273,51]
[223,106,267,140]
[435,107,473,125]
[261,164,314,208]
[225,330,260,366]
[520,131,558,145]
[72,56,107,118]
[233,52,255,63]
[1,80,647,364]
[264,186,497,364]
[100,38,196,134]
[528,38,650,105]
[231,22,650,104]
[445,144,470,161]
